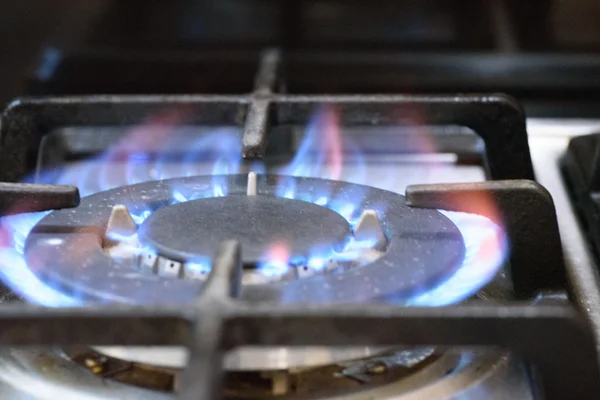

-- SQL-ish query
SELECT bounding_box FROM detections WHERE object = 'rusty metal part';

[34,347,508,399]
[339,347,435,383]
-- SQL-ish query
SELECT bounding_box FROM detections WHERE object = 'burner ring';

[138,195,352,265]
[24,174,466,305]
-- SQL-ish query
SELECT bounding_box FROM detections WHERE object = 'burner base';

[24,175,466,305]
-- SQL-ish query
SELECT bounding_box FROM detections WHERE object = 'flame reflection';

[0,106,507,307]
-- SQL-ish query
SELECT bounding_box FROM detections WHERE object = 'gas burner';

[119,172,390,284]
[0,347,516,400]
[24,174,467,305]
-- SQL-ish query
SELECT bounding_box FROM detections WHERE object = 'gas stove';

[2,2,600,400]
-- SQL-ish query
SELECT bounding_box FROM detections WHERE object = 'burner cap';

[139,195,351,264]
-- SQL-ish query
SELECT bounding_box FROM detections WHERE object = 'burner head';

[24,175,466,305]
[138,196,351,265]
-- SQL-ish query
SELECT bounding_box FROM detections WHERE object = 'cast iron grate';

[564,134,600,262]
[0,49,598,399]
[1,50,533,183]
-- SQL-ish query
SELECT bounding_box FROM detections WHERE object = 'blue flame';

[271,107,371,229]
[405,211,507,306]
[130,209,152,225]
[0,209,75,306]
[0,248,77,306]
[276,107,341,198]
[307,257,326,270]
[259,260,290,278]
[51,126,243,197]
[172,190,187,203]
[0,125,239,306]
[186,257,212,277]
[0,107,507,307]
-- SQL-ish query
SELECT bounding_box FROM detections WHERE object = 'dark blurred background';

[2,0,600,116]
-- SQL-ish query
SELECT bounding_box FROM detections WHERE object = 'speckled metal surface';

[24,174,465,305]
[139,195,352,264]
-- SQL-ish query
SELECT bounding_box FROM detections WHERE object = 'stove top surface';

[0,111,596,399]
[1,3,600,398]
